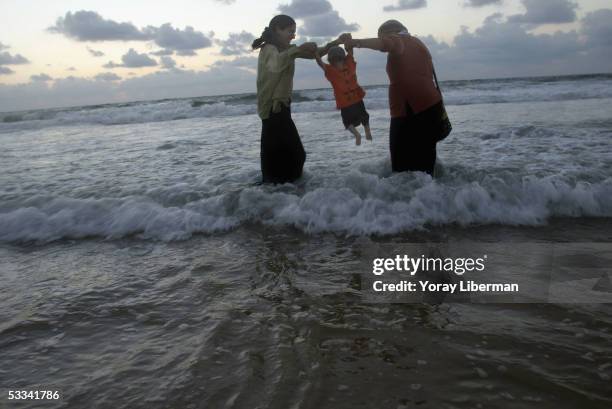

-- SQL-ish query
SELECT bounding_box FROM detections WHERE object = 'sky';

[1,0,611,111]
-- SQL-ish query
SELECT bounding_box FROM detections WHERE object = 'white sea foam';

[2,172,611,242]
[2,75,610,243]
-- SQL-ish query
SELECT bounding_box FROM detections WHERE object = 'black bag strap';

[433,67,440,91]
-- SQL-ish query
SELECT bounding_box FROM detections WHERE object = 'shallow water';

[2,221,612,408]
[2,75,612,408]
[1,96,612,242]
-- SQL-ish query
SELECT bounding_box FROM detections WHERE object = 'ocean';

[1,74,612,408]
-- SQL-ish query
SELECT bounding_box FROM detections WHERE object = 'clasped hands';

[298,33,355,57]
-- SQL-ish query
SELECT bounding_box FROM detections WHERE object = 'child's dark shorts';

[340,100,370,129]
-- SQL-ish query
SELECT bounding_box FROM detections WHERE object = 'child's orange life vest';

[324,55,366,109]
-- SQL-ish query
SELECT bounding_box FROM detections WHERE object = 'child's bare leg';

[348,125,362,145]
[364,124,372,141]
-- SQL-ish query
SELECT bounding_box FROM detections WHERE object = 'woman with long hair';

[252,15,318,184]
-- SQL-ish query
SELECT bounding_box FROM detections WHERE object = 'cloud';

[464,0,502,7]
[211,56,257,71]
[0,66,15,75]
[176,49,198,56]
[383,0,427,12]
[150,49,174,56]
[0,52,30,65]
[214,0,236,4]
[104,48,158,68]
[48,10,148,41]
[2,76,122,111]
[279,0,332,17]
[581,9,612,47]
[216,31,255,55]
[277,0,358,38]
[87,47,105,57]
[3,7,612,112]
[0,58,261,111]
[509,0,578,25]
[0,43,25,74]
[160,56,177,69]
[144,23,213,52]
[31,73,53,82]
[121,49,157,67]
[67,67,77,71]
[419,10,611,80]
[49,11,214,54]
[94,72,121,81]
[117,63,257,102]
[299,11,359,37]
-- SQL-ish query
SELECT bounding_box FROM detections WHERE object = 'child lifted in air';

[315,36,372,145]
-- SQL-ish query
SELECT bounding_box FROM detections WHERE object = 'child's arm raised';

[346,42,354,57]
[317,33,352,57]
[314,52,326,71]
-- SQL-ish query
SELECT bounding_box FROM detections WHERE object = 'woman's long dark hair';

[252,15,296,50]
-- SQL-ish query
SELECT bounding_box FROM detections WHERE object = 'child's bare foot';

[348,125,362,145]
[365,125,372,141]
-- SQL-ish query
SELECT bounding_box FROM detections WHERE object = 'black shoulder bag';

[432,68,452,142]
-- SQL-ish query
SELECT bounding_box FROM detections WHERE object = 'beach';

[1,74,612,408]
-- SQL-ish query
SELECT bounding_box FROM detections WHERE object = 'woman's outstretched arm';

[295,42,318,59]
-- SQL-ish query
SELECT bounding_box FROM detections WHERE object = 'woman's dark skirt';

[389,101,442,175]
[261,104,306,184]
[340,100,370,129]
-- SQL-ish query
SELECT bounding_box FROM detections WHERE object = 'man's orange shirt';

[324,55,366,109]
[381,34,441,118]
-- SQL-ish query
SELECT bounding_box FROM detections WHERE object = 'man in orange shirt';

[346,20,448,175]
[315,44,372,145]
